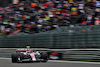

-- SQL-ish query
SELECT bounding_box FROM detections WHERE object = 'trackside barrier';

[0,48,100,60]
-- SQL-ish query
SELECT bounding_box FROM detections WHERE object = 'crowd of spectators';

[0,0,100,35]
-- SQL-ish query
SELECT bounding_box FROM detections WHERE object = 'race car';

[11,49,48,63]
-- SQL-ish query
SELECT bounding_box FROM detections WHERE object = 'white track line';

[0,58,10,60]
[49,60,100,64]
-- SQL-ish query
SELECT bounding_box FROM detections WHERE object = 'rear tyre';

[41,52,48,62]
[12,53,18,63]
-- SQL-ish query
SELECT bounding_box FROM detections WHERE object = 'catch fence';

[0,25,100,48]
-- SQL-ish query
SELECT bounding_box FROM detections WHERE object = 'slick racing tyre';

[41,52,48,62]
[12,53,18,63]
[19,53,24,61]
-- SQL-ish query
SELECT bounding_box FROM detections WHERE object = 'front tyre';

[19,53,24,61]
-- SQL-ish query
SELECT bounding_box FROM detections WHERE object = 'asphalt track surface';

[0,58,100,67]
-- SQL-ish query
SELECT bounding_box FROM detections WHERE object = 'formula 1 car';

[11,49,48,63]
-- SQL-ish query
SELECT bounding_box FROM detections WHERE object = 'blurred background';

[0,0,100,61]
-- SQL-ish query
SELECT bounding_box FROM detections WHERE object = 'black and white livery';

[11,49,48,63]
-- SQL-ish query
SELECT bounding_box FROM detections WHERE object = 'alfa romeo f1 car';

[11,49,48,63]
